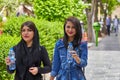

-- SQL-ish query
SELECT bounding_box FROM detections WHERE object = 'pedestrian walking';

[106,15,111,36]
[5,21,51,80]
[50,16,88,80]
[113,15,119,36]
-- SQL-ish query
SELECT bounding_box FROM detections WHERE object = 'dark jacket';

[7,45,51,80]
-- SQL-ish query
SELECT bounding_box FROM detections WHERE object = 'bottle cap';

[10,47,13,50]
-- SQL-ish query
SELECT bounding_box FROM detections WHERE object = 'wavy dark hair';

[63,16,82,49]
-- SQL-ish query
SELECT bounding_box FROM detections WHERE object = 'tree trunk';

[94,0,102,37]
[99,0,107,35]
[94,0,98,22]
[87,13,94,42]
[102,10,107,35]
[84,0,95,42]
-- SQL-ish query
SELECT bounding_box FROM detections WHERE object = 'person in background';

[113,15,119,36]
[106,15,111,36]
[50,16,88,80]
[5,21,51,80]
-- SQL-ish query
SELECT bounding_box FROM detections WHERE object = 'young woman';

[50,16,88,80]
[5,21,51,80]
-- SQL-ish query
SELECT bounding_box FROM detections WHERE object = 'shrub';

[0,35,20,80]
[33,0,87,21]
[0,16,2,22]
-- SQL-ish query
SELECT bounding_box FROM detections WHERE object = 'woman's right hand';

[5,57,11,65]
[50,76,55,80]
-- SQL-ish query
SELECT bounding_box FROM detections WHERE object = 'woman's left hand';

[29,67,38,75]
[70,51,81,64]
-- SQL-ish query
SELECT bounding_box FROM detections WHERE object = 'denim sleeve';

[76,41,88,67]
[50,42,60,77]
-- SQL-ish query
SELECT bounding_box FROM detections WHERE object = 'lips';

[68,32,73,34]
[24,36,29,38]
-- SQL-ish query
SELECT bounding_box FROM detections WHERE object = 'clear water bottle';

[67,42,73,63]
[8,47,16,70]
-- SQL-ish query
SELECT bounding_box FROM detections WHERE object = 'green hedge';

[1,16,63,79]
[0,35,20,80]
[33,0,87,21]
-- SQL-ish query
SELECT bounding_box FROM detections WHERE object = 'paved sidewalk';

[85,32,120,80]
[85,50,120,80]
[89,33,120,51]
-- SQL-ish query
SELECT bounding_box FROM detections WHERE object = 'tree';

[83,0,120,42]
[99,0,118,34]
[33,0,87,21]
[0,0,33,17]
[83,0,96,42]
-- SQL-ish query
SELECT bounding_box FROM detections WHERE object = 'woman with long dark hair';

[5,21,51,80]
[50,16,88,80]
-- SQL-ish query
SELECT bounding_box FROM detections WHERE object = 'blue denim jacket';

[51,39,88,80]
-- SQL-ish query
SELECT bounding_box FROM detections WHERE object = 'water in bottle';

[67,42,73,63]
[8,47,16,70]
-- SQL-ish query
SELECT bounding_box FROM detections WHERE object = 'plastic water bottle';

[8,47,16,70]
[67,42,73,63]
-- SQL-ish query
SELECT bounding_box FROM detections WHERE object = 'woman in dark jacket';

[5,21,51,80]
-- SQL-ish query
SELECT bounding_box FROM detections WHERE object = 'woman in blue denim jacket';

[50,16,88,80]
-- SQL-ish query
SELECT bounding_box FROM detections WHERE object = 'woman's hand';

[5,57,11,65]
[70,51,81,64]
[29,67,38,75]
[50,76,55,80]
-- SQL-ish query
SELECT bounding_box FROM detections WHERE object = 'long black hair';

[63,16,82,49]
[20,21,40,48]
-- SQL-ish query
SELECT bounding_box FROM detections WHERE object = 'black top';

[7,45,51,80]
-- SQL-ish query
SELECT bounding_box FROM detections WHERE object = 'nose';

[69,27,73,31]
[23,30,29,34]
